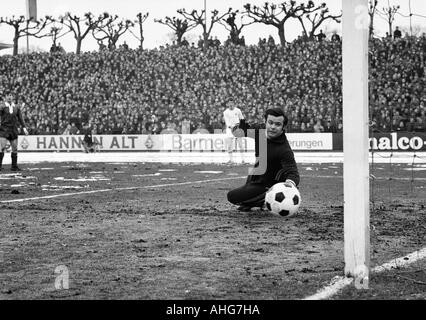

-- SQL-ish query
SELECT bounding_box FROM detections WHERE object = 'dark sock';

[11,152,17,168]
[0,152,4,168]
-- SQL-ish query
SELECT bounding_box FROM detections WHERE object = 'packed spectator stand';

[0,33,425,135]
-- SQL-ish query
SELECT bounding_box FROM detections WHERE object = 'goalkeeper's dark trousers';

[227,183,268,208]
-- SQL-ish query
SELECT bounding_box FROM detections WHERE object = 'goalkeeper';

[227,108,300,211]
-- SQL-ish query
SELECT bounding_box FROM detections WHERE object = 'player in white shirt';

[223,99,245,164]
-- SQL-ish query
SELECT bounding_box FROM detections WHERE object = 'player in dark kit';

[227,107,300,211]
[0,93,29,171]
[82,123,95,153]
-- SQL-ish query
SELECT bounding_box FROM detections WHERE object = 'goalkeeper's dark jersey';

[239,119,300,188]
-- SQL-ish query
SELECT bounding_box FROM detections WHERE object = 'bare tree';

[93,13,133,50]
[377,2,400,36]
[59,12,109,54]
[244,1,321,46]
[219,10,255,45]
[293,1,342,39]
[50,26,63,47]
[0,15,54,55]
[129,12,149,50]
[296,3,342,40]
[49,21,71,52]
[155,16,197,46]
[177,8,232,51]
[368,0,379,38]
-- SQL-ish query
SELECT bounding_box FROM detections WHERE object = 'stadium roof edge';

[0,42,13,50]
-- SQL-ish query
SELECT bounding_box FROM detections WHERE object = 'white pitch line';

[303,247,426,300]
[2,174,424,203]
[115,176,245,192]
[5,151,426,165]
[0,176,246,204]
[371,247,426,273]
[300,175,426,181]
[0,188,113,203]
[303,276,354,300]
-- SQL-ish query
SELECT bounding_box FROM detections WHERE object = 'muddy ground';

[0,161,425,299]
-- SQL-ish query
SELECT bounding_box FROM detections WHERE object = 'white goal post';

[342,0,370,279]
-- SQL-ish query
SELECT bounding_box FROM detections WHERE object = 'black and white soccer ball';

[265,182,301,217]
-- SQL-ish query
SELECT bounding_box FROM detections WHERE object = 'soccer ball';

[265,182,301,217]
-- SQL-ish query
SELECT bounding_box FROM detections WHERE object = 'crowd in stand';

[369,34,426,133]
[0,31,425,135]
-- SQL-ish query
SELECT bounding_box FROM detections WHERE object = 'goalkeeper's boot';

[252,200,266,211]
[237,205,252,212]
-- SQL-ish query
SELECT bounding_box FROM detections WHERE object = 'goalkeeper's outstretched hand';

[283,179,296,188]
